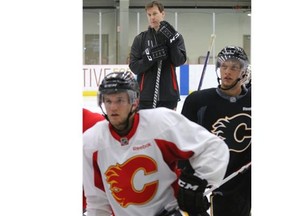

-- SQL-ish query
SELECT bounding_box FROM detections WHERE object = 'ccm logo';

[178,179,198,191]
[170,32,180,43]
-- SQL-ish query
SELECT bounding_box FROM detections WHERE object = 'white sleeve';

[159,110,229,187]
[83,128,113,216]
[186,127,229,187]
[86,194,113,216]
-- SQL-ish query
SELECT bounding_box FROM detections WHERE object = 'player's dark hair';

[145,1,164,12]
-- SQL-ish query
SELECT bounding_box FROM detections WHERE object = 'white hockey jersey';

[83,108,229,216]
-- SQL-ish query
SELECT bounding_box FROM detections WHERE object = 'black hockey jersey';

[181,87,251,196]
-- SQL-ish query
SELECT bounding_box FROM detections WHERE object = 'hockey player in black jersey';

[179,46,251,216]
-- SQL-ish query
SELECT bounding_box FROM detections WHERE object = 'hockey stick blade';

[197,34,216,91]
[204,161,251,196]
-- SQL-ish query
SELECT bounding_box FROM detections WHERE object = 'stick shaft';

[204,162,251,196]
[152,60,162,108]
[197,34,216,91]
[197,52,210,91]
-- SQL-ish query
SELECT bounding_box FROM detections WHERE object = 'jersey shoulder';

[185,88,217,104]
[139,107,187,128]
[83,108,105,133]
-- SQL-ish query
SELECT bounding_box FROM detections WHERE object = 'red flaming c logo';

[105,155,158,207]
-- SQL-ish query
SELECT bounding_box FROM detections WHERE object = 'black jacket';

[129,27,187,101]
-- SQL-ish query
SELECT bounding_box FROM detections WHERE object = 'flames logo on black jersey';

[211,113,251,152]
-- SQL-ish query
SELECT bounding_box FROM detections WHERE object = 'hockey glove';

[143,44,168,62]
[177,168,210,215]
[155,208,187,216]
[157,21,180,45]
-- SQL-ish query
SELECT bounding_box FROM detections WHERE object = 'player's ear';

[132,98,139,111]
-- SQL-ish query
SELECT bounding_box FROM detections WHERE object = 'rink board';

[82,64,218,97]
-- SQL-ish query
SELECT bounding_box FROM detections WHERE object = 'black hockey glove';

[142,44,168,62]
[155,208,185,216]
[157,21,180,45]
[177,168,210,216]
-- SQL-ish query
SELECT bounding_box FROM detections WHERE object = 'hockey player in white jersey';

[83,71,229,216]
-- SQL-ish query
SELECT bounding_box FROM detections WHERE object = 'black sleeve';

[178,91,204,170]
[181,92,199,122]
[129,34,155,75]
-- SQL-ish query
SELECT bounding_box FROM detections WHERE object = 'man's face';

[146,5,165,31]
[103,92,133,131]
[219,60,243,89]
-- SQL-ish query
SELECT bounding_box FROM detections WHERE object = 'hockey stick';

[152,60,163,108]
[197,34,216,91]
[203,162,251,196]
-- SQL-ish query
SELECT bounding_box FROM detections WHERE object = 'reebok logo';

[133,143,151,151]
[243,107,251,111]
